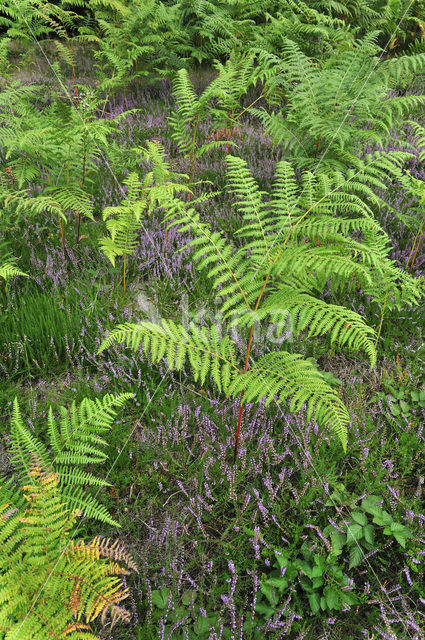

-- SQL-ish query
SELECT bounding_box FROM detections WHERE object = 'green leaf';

[349,545,363,569]
[373,510,393,527]
[273,551,289,568]
[260,581,279,606]
[390,403,401,416]
[351,511,368,526]
[345,523,363,544]
[194,615,218,634]
[151,588,169,609]
[325,587,340,610]
[311,565,324,578]
[268,576,289,591]
[399,400,411,414]
[308,592,321,613]
[363,524,375,545]
[393,533,407,548]
[390,522,411,547]
[312,576,324,589]
[182,590,197,606]
[255,601,275,618]
[361,496,382,517]
[341,591,357,606]
[299,576,313,592]
[390,523,410,534]
[330,531,346,556]
[297,560,312,578]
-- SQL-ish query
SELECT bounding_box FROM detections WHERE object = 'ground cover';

[1,12,425,639]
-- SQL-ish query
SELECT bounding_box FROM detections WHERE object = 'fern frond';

[230,352,349,450]
[9,394,132,526]
[0,258,28,288]
[99,320,240,393]
[0,457,135,638]
[261,287,377,367]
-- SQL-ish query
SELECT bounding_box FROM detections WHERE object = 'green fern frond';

[252,34,425,171]
[230,351,349,450]
[0,258,28,289]
[99,320,240,393]
[260,287,377,367]
[9,394,132,526]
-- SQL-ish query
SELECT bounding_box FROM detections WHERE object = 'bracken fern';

[99,156,421,458]
[0,456,136,639]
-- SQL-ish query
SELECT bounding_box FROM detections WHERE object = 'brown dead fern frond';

[90,536,139,573]
[101,604,132,629]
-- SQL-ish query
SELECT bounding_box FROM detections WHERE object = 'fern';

[252,33,425,171]
[77,0,184,90]
[258,0,353,59]
[169,54,261,192]
[7,394,133,526]
[0,256,28,292]
[0,457,136,639]
[99,156,423,456]
[175,0,257,64]
[100,172,144,284]
[0,80,132,250]
[100,141,190,290]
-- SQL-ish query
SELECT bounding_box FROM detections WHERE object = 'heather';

[1,3,425,639]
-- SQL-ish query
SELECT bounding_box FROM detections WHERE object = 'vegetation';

[1,2,425,638]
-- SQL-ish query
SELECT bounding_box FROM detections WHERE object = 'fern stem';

[314,136,321,159]
[67,41,79,104]
[165,220,169,253]
[77,135,87,245]
[189,118,199,201]
[234,90,266,122]
[233,274,270,462]
[123,253,127,295]
[375,291,389,349]
[227,111,235,157]
[408,230,424,273]
[58,212,66,254]
[233,325,253,463]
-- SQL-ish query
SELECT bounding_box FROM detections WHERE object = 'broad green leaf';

[351,511,368,526]
[151,588,169,609]
[325,587,340,610]
[195,615,218,634]
[349,545,363,569]
[363,524,375,545]
[345,523,363,544]
[373,510,393,527]
[341,591,358,606]
[330,531,346,555]
[268,576,289,591]
[308,592,321,613]
[182,590,197,606]
[260,581,279,606]
[255,601,275,618]
[361,495,382,517]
